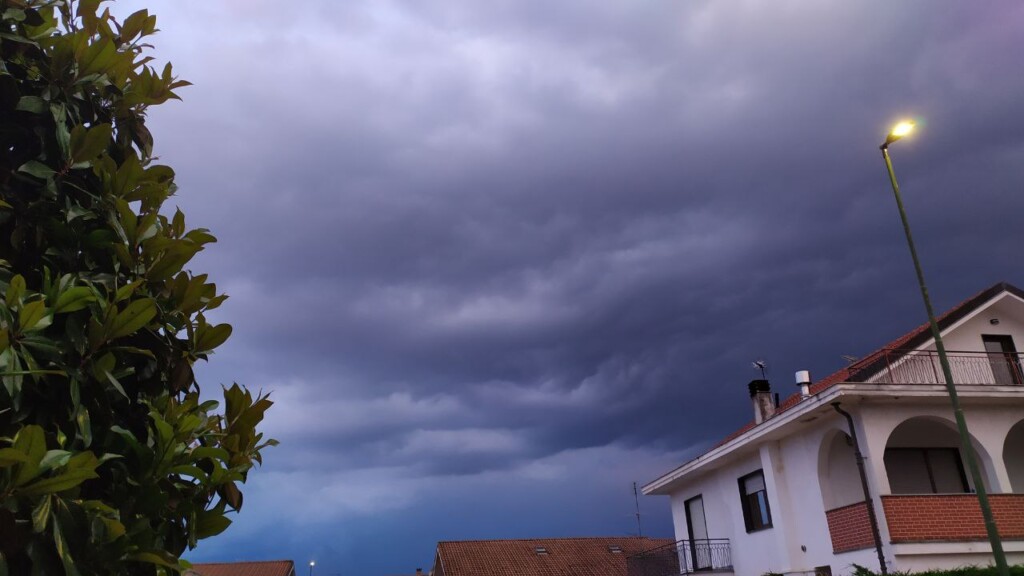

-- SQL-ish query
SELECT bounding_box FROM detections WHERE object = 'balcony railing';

[626,539,732,576]
[846,349,1024,386]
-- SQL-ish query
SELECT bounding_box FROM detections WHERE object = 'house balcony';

[626,539,733,576]
[849,349,1024,386]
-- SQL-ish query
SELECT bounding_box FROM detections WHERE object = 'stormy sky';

[123,1,1024,573]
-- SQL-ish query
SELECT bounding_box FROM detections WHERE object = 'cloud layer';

[120,0,1024,572]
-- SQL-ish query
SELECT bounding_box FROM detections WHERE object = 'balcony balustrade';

[846,349,1024,386]
[626,539,732,576]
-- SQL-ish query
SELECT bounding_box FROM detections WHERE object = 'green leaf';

[6,274,25,304]
[20,453,99,496]
[169,464,208,482]
[195,323,232,352]
[39,450,72,473]
[18,300,50,332]
[194,511,232,539]
[108,298,156,339]
[77,407,92,447]
[15,95,46,113]
[190,446,229,463]
[69,123,113,165]
[115,279,143,302]
[0,447,29,467]
[91,352,116,381]
[99,517,126,542]
[128,551,181,569]
[17,160,55,180]
[52,512,82,576]
[105,371,128,399]
[55,286,96,313]
[12,425,46,486]
[31,495,51,533]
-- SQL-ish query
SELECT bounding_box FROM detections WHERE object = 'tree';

[0,1,275,573]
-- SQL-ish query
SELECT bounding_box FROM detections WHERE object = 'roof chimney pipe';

[748,379,774,424]
[795,370,811,398]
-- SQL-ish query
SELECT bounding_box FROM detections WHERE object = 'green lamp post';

[880,120,1009,576]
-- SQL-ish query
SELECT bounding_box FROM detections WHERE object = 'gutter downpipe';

[832,402,888,575]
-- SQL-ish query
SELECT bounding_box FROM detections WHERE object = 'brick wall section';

[826,501,876,553]
[881,494,1024,543]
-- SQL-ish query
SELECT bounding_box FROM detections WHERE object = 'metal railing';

[847,349,1024,386]
[626,539,732,576]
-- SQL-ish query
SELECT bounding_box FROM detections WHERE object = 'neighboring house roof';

[435,536,673,576]
[186,560,296,576]
[644,280,1024,493]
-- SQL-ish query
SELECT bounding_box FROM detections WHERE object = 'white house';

[638,282,1024,576]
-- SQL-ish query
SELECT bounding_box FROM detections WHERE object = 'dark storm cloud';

[125,0,1024,571]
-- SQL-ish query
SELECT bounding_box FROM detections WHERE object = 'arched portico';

[882,416,997,494]
[1004,419,1024,493]
[818,429,863,510]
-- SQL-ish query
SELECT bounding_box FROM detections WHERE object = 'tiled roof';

[436,537,673,576]
[706,281,1024,453]
[187,560,295,576]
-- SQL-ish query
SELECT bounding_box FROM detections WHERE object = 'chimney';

[748,379,775,424]
[795,370,811,398]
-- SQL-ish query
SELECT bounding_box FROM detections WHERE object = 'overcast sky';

[121,1,1024,573]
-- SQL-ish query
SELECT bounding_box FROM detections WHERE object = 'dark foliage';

[1,1,274,573]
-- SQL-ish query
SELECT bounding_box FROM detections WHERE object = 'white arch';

[818,428,864,510]
[1003,419,1024,493]
[883,415,997,494]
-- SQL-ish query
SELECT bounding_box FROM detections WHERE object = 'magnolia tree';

[0,1,274,573]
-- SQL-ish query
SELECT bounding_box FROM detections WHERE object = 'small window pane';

[885,449,931,494]
[738,470,772,531]
[756,492,770,525]
[929,449,968,493]
[743,473,765,494]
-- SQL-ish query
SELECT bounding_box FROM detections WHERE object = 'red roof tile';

[436,537,673,576]
[187,560,295,576]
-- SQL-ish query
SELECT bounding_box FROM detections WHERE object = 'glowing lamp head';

[310,561,316,567]
[883,120,916,147]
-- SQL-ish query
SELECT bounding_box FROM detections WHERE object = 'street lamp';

[309,561,316,576]
[879,120,1009,576]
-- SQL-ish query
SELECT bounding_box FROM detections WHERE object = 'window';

[884,447,969,494]
[738,470,772,532]
[982,335,1023,386]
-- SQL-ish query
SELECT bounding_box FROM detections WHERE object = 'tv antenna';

[752,359,768,379]
[633,482,643,537]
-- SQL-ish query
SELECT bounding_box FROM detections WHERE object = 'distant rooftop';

[186,560,296,576]
[435,536,672,576]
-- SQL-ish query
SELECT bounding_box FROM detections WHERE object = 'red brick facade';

[881,494,1024,543]
[826,501,876,553]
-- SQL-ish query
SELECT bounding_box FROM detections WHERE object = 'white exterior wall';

[669,451,787,576]
[771,417,881,575]
[667,414,885,576]
[938,294,1024,353]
